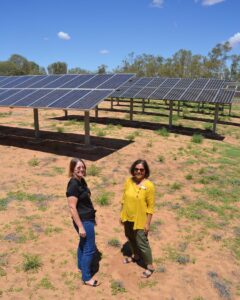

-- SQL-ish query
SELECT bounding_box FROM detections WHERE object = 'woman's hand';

[79,226,86,238]
[144,223,150,236]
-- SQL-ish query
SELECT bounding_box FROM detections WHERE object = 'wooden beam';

[229,103,232,116]
[111,98,114,110]
[130,98,133,121]
[177,101,180,116]
[64,110,68,117]
[169,101,173,129]
[84,111,90,146]
[33,108,40,138]
[213,103,219,133]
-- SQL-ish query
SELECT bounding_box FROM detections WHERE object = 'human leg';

[135,229,154,274]
[81,221,96,282]
[123,221,140,260]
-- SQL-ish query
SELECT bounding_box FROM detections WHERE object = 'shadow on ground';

[54,115,225,141]
[0,125,132,161]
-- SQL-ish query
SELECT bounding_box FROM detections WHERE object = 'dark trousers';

[124,221,153,266]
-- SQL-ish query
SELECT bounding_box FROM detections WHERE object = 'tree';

[9,54,30,75]
[28,61,46,75]
[47,62,68,74]
[0,61,18,75]
[68,67,91,74]
[97,64,107,74]
[230,55,240,81]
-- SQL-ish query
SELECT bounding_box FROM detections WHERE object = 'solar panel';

[69,90,112,110]
[48,90,90,108]
[13,89,53,107]
[0,77,20,88]
[196,89,219,103]
[110,86,129,98]
[120,86,142,98]
[134,87,156,99]
[97,74,136,89]
[42,74,79,88]
[134,77,153,86]
[2,76,34,88]
[0,89,21,103]
[15,75,48,88]
[204,79,225,90]
[214,89,236,104]
[60,74,95,88]
[28,75,63,88]
[147,78,167,88]
[180,89,202,101]
[0,76,8,84]
[174,78,194,89]
[0,89,36,106]
[190,78,209,89]
[29,90,70,107]
[159,78,180,88]
[150,87,170,99]
[162,88,186,100]
[79,74,112,88]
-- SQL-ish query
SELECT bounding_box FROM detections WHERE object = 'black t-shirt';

[66,177,96,221]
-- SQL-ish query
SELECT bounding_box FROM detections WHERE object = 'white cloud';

[151,0,164,8]
[228,32,240,48]
[57,31,71,40]
[99,49,110,55]
[199,0,225,6]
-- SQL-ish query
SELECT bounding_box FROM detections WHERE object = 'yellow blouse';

[120,177,155,230]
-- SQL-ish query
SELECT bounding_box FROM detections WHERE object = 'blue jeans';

[75,220,96,281]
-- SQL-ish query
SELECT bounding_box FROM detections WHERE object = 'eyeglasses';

[134,168,145,173]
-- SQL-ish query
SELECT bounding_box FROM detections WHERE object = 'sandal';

[123,256,140,264]
[142,269,154,278]
[83,280,100,287]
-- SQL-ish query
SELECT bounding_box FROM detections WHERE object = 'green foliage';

[0,267,6,277]
[22,254,42,272]
[125,130,141,141]
[157,155,165,163]
[185,174,193,180]
[87,164,101,176]
[191,134,203,144]
[0,198,9,211]
[155,127,169,137]
[56,126,65,133]
[95,128,106,137]
[171,182,182,191]
[52,166,65,175]
[96,191,112,206]
[111,280,126,295]
[47,61,67,74]
[108,238,121,248]
[37,276,55,290]
[28,156,40,167]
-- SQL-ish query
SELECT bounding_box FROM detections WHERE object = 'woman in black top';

[66,158,99,287]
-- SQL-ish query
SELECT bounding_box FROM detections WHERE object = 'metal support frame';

[142,98,145,113]
[229,103,232,116]
[84,111,90,146]
[130,98,133,121]
[213,103,219,134]
[64,110,68,117]
[169,101,173,129]
[111,98,114,110]
[117,97,119,106]
[177,101,180,116]
[33,108,40,138]
[95,105,98,119]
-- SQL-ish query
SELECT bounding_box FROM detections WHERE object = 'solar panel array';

[111,77,235,104]
[0,74,134,110]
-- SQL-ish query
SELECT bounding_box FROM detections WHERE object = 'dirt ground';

[0,100,240,300]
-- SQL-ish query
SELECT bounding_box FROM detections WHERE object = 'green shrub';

[111,280,126,295]
[108,238,121,248]
[22,254,42,272]
[155,128,169,137]
[28,156,40,167]
[185,174,193,180]
[157,155,165,163]
[96,192,112,206]
[191,134,203,144]
[88,165,101,176]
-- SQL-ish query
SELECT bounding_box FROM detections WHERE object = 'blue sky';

[0,0,239,72]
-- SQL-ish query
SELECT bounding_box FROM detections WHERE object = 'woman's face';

[73,161,86,179]
[133,163,146,182]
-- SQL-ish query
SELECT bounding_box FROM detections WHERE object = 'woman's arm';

[67,196,86,237]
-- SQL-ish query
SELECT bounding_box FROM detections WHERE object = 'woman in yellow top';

[120,159,155,278]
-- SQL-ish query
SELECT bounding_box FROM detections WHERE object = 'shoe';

[142,268,154,278]
[83,280,100,287]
